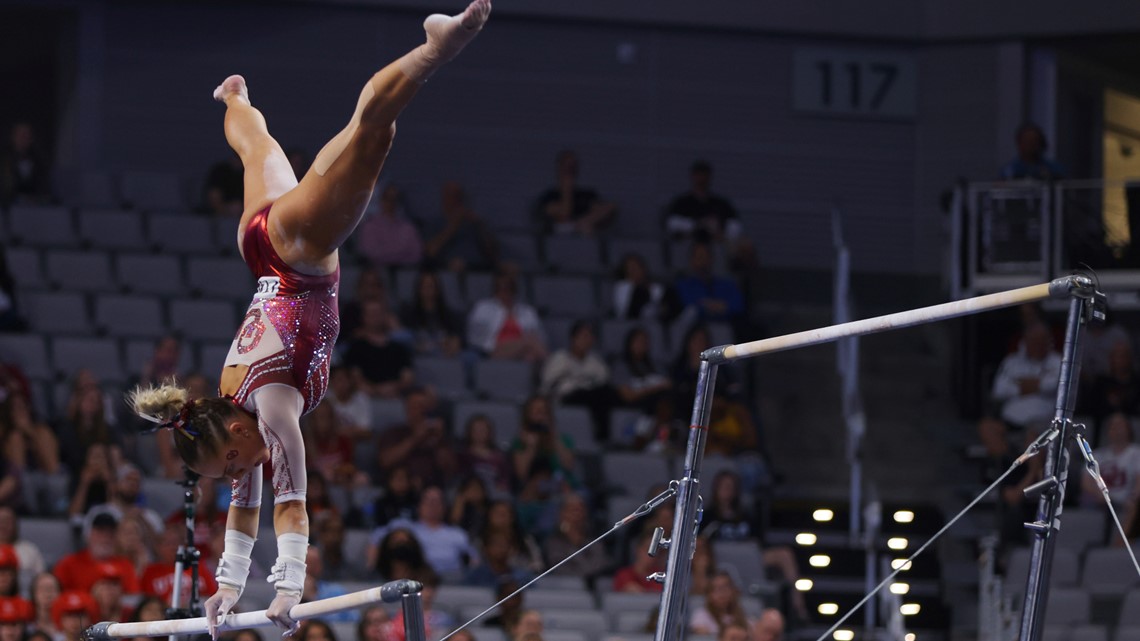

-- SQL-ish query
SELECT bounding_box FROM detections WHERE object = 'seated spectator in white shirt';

[540,321,620,441]
[991,323,1061,429]
[372,486,477,582]
[466,271,547,363]
[1084,412,1140,510]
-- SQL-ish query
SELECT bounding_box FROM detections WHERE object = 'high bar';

[709,276,1095,363]
[83,580,422,640]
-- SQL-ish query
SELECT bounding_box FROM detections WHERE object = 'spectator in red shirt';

[0,546,18,597]
[50,591,98,641]
[140,526,217,605]
[303,402,362,490]
[89,563,132,623]
[612,531,664,593]
[54,514,140,594]
[0,595,32,641]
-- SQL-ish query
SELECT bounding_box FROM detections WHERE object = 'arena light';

[893,510,915,524]
[887,537,908,550]
[809,554,831,568]
[892,558,913,571]
[889,582,910,595]
[818,603,839,616]
[796,532,818,546]
[900,603,921,616]
[794,579,813,591]
[833,630,854,641]
[905,634,916,641]
[813,509,835,522]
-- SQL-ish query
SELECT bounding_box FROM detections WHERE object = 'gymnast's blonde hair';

[128,380,241,467]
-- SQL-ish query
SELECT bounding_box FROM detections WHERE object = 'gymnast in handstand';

[128,1,490,635]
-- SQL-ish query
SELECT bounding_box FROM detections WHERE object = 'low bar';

[84,580,422,640]
[716,277,1089,363]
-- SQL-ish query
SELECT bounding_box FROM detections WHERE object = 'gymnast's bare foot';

[213,74,250,106]
[399,0,491,82]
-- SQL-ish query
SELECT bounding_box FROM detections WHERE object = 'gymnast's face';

[191,416,270,482]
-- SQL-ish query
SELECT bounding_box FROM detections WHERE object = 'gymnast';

[127,1,491,636]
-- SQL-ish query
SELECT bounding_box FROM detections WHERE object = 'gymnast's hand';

[204,586,240,640]
[265,590,302,637]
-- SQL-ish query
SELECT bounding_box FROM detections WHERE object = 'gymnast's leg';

[271,0,491,260]
[213,75,298,218]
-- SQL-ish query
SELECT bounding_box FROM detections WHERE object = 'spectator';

[991,323,1061,430]
[113,513,156,577]
[343,299,416,398]
[480,500,542,573]
[54,513,140,593]
[306,470,341,523]
[449,476,491,539]
[301,546,356,622]
[753,609,786,641]
[357,606,391,641]
[135,336,184,388]
[340,268,398,340]
[201,152,244,217]
[534,150,616,235]
[1082,319,1132,382]
[613,327,672,414]
[423,181,498,273]
[510,611,543,641]
[401,270,463,357]
[375,389,455,490]
[539,320,619,441]
[50,591,97,641]
[0,547,16,597]
[139,525,218,604]
[66,444,116,525]
[1087,340,1140,427]
[368,528,429,581]
[297,619,338,641]
[126,596,166,641]
[612,253,681,323]
[671,326,757,457]
[717,623,749,641]
[327,366,372,439]
[372,465,419,527]
[674,240,744,326]
[304,402,362,490]
[485,579,524,632]
[1,391,58,474]
[314,511,361,581]
[1000,123,1065,181]
[689,537,715,596]
[542,493,607,581]
[1083,413,1140,510]
[84,462,165,536]
[27,573,59,639]
[464,527,535,588]
[689,570,751,636]
[57,373,120,478]
[0,508,43,576]
[458,414,513,497]
[375,486,477,582]
[0,596,32,641]
[386,570,454,641]
[612,531,664,593]
[89,563,130,623]
[162,475,227,561]
[467,271,547,363]
[0,121,50,206]
[665,161,742,243]
[0,249,26,332]
[357,184,423,268]
[978,417,1042,549]
[511,395,578,497]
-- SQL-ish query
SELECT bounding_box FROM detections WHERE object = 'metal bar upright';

[654,360,719,641]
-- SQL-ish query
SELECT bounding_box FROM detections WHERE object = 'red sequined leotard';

[223,206,339,506]
[224,206,341,413]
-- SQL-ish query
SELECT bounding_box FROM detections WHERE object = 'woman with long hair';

[401,270,462,357]
[125,2,491,635]
[27,572,60,638]
[457,414,511,496]
[689,570,749,636]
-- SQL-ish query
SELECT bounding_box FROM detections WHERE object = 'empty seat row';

[2,205,238,255]
[18,291,239,340]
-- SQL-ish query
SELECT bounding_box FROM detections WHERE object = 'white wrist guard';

[267,533,308,595]
[216,530,256,595]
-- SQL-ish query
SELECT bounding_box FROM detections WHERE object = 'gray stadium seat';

[8,205,78,248]
[498,233,541,271]
[0,334,51,380]
[212,216,241,250]
[613,611,653,633]
[712,540,770,595]
[1005,547,1080,599]
[370,398,407,431]
[123,339,194,381]
[530,275,596,317]
[533,576,587,591]
[77,171,118,208]
[464,272,494,306]
[116,254,184,296]
[603,635,655,641]
[598,592,662,618]
[553,405,597,453]
[19,518,76,567]
[602,452,671,498]
[543,609,608,633]
[142,477,190,517]
[79,210,147,250]
[470,629,507,641]
[196,342,233,376]
[1082,547,1140,596]
[436,585,496,610]
[1056,509,1106,552]
[23,292,89,334]
[545,631,589,641]
[169,300,235,341]
[121,170,185,211]
[544,236,604,275]
[605,496,644,530]
[1119,590,1140,627]
[523,590,595,610]
[94,295,165,338]
[1116,624,1140,641]
[415,356,470,400]
[343,529,372,568]
[330,622,356,641]
[394,268,418,304]
[600,320,667,362]
[5,247,46,289]
[45,250,115,292]
[187,256,255,301]
[1044,587,1090,625]
[1042,625,1107,641]
[544,317,576,352]
[452,401,521,447]
[52,337,124,382]
[610,408,646,445]
[607,239,666,276]
[148,215,215,254]
[474,359,532,403]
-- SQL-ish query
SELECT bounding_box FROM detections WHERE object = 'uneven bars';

[712,276,1093,363]
[83,580,422,640]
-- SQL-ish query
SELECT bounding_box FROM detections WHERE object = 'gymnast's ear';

[226,419,253,439]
